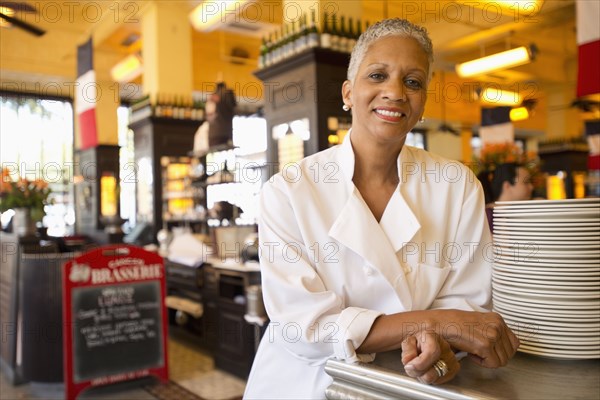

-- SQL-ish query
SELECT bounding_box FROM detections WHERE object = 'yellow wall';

[192,30,262,97]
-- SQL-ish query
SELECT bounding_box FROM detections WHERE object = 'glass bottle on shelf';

[320,11,331,49]
[282,24,291,59]
[184,96,193,120]
[296,15,309,53]
[308,9,319,48]
[330,14,340,51]
[163,94,173,118]
[273,30,282,63]
[339,16,348,53]
[259,37,268,69]
[155,93,163,117]
[265,34,273,67]
[348,17,357,52]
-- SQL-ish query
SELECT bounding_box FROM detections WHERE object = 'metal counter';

[325,350,600,399]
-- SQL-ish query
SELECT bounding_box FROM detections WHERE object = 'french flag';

[576,0,600,98]
[76,38,98,150]
[479,106,514,145]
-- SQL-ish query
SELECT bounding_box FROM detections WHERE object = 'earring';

[419,117,425,123]
[342,104,350,112]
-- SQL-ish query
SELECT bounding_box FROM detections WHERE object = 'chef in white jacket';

[244,18,519,399]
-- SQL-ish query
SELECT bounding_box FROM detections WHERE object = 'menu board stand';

[62,245,169,399]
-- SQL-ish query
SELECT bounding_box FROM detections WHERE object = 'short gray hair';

[347,18,434,82]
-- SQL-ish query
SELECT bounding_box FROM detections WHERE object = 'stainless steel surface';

[325,350,600,400]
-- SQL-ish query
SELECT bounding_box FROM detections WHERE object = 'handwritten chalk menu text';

[73,282,162,381]
[63,246,168,400]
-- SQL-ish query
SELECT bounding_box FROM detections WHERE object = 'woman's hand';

[358,310,519,370]
[401,331,460,385]
[437,310,520,368]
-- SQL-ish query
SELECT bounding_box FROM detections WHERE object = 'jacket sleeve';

[429,172,493,312]
[258,176,383,365]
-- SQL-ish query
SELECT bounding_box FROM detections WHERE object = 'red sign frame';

[62,245,169,399]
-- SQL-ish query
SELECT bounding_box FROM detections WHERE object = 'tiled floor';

[0,326,246,400]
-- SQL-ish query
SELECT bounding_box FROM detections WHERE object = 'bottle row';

[153,94,206,120]
[258,11,368,69]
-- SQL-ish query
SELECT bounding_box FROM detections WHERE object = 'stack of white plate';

[492,198,600,360]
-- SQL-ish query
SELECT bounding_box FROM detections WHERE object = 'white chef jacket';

[244,132,493,399]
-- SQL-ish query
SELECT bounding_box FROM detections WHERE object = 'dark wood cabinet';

[164,260,261,377]
[129,116,202,239]
[213,268,261,379]
[215,300,257,378]
[255,47,351,168]
[74,145,120,244]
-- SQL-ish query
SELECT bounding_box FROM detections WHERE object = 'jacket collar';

[329,131,421,310]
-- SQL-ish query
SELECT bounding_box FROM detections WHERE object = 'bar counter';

[325,350,600,399]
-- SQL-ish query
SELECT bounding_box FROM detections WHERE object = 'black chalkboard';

[71,281,164,383]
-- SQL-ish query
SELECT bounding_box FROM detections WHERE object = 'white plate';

[508,323,600,338]
[495,217,600,224]
[494,303,600,322]
[493,281,600,299]
[496,198,600,206]
[517,343,600,360]
[494,263,600,282]
[500,313,600,330]
[493,210,600,218]
[493,297,600,315]
[493,271,600,286]
[493,259,600,269]
[518,338,600,351]
[493,268,600,278]
[493,239,600,249]
[493,232,600,240]
[516,330,600,343]
[493,220,600,227]
[494,225,600,232]
[494,227,600,234]
[494,206,600,213]
[493,247,600,256]
[494,240,600,254]
[490,253,600,266]
[493,277,600,293]
[493,290,600,309]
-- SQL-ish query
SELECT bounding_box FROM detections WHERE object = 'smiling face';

[342,35,430,146]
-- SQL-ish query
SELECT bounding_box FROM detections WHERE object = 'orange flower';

[0,168,51,217]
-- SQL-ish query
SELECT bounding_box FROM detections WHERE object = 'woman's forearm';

[357,309,519,369]
[357,309,446,353]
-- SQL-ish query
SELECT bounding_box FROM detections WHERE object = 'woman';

[244,18,519,399]
[478,163,534,232]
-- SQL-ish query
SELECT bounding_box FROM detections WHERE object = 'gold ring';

[433,359,449,378]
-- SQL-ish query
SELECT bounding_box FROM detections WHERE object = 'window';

[0,94,75,236]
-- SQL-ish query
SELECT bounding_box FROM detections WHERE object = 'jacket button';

[363,266,374,276]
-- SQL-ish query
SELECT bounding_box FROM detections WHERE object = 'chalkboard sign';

[63,245,169,399]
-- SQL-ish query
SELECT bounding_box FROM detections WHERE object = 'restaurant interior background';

[0,0,598,238]
[0,1,599,398]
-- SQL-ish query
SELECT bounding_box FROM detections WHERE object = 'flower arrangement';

[471,142,543,188]
[0,168,51,221]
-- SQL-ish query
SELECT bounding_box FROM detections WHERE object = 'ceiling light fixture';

[189,0,250,32]
[456,45,537,78]
[509,106,529,121]
[111,53,143,83]
[480,87,522,106]
[456,0,543,14]
[0,5,14,28]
